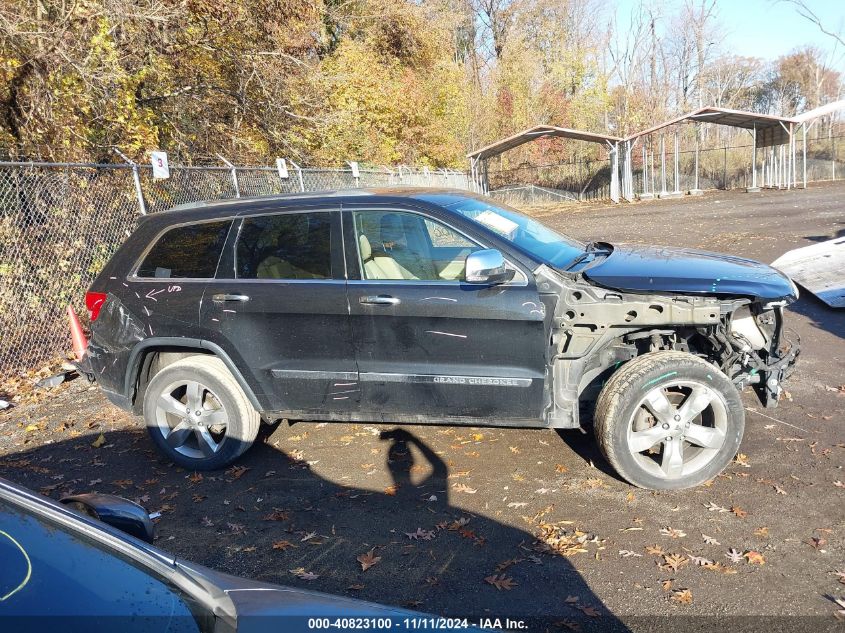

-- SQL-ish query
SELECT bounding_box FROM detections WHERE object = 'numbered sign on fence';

[276,158,289,179]
[150,151,170,179]
[348,161,360,178]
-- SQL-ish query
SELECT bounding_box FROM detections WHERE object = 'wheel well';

[131,347,213,414]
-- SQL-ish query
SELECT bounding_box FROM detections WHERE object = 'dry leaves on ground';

[661,553,689,572]
[484,574,517,590]
[744,551,766,565]
[671,589,693,605]
[357,549,382,571]
[272,540,297,551]
[289,568,319,581]
[660,527,686,538]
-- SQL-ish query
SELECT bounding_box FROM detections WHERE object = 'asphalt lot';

[1,182,844,631]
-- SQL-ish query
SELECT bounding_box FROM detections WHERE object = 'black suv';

[83,189,799,490]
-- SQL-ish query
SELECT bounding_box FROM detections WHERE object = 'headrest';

[380,213,405,243]
[359,234,372,260]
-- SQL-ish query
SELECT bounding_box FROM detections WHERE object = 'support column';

[640,141,653,199]
[609,142,620,203]
[747,125,759,192]
[802,123,807,189]
[689,123,702,195]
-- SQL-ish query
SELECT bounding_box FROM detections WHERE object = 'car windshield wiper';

[562,241,607,271]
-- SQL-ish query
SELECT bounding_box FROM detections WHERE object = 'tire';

[594,351,744,490]
[143,355,260,470]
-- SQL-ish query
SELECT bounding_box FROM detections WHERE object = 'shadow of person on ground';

[0,425,630,632]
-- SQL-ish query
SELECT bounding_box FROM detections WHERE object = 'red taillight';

[85,291,107,322]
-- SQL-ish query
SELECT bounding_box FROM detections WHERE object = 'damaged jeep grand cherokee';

[83,189,799,490]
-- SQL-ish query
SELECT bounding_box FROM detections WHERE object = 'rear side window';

[235,212,332,280]
[137,220,232,279]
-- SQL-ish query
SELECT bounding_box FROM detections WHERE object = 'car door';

[199,205,358,414]
[343,204,547,422]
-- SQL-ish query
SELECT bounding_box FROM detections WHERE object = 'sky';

[615,0,845,71]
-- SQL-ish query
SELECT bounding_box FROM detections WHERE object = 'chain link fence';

[0,161,474,377]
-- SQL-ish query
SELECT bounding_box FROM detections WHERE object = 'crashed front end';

[724,301,800,407]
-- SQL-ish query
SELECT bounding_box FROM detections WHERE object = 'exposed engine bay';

[535,266,800,429]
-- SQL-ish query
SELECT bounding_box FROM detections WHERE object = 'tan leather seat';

[359,235,418,280]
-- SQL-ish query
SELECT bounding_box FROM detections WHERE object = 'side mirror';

[465,249,514,285]
[61,493,155,543]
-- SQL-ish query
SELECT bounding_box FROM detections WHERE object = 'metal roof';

[629,107,798,147]
[467,106,806,160]
[467,125,623,160]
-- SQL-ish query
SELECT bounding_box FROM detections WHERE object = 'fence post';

[217,154,240,197]
[113,148,147,215]
[723,146,727,190]
[288,159,305,192]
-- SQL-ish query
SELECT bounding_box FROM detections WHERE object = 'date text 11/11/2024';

[305,617,528,630]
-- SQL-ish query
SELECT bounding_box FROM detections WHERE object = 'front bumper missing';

[736,307,800,408]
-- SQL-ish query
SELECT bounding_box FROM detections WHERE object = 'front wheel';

[594,351,744,490]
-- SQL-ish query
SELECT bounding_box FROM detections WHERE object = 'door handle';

[359,295,400,306]
[211,293,250,303]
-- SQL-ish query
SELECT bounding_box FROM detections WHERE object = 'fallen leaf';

[833,481,845,489]
[619,550,643,558]
[226,465,250,479]
[705,502,729,513]
[555,464,569,474]
[272,540,297,551]
[357,549,382,571]
[725,548,744,563]
[91,433,106,448]
[702,534,721,545]
[660,527,687,538]
[808,537,827,550]
[661,553,688,572]
[734,453,750,467]
[406,527,436,541]
[730,506,748,519]
[289,568,319,581]
[495,558,523,572]
[509,446,520,454]
[744,551,765,565]
[188,472,203,483]
[688,555,714,566]
[625,491,635,502]
[671,589,693,605]
[661,579,673,592]
[754,527,769,537]
[577,605,601,617]
[264,509,291,522]
[645,545,665,555]
[452,483,478,494]
[384,485,398,496]
[564,595,580,604]
[484,574,517,590]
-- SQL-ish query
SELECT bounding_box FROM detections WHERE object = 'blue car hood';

[582,244,796,301]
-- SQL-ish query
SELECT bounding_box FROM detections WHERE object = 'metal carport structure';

[466,124,623,201]
[622,107,800,201]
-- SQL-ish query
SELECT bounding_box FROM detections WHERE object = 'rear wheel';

[143,356,260,470]
[594,351,744,490]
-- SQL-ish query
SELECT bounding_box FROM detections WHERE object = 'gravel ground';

[1,182,844,632]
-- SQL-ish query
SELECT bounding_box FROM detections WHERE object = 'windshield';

[419,194,585,268]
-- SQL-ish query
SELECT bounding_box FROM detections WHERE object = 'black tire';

[143,355,260,470]
[594,351,744,490]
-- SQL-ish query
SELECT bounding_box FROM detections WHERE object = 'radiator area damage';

[536,266,799,429]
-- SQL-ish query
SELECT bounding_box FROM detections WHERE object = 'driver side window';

[353,211,481,281]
